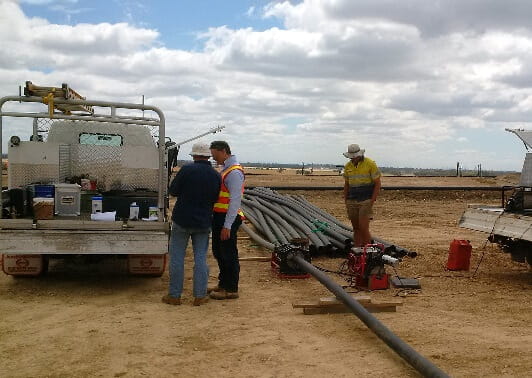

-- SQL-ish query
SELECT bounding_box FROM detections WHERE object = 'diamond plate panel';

[59,144,71,182]
[70,145,158,191]
[8,164,59,188]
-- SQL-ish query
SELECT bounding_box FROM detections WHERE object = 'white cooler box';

[54,183,81,216]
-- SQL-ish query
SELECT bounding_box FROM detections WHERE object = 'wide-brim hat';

[189,142,211,157]
[343,144,365,158]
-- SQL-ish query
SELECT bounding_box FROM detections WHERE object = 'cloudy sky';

[2,0,532,170]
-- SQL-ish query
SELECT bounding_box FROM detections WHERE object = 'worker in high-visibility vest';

[343,144,381,247]
[208,141,245,300]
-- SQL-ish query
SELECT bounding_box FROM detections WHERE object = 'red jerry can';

[447,239,472,271]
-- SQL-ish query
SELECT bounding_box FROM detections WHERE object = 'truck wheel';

[41,255,49,275]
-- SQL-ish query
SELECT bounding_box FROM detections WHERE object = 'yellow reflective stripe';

[219,191,230,198]
[214,203,229,209]
[222,165,243,179]
[346,173,372,179]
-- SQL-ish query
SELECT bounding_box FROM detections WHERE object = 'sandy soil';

[1,173,531,377]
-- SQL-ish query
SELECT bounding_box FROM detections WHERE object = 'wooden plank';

[371,299,403,307]
[294,295,402,314]
[293,301,323,309]
[292,295,373,309]
[319,295,372,305]
[303,305,397,315]
[238,256,271,262]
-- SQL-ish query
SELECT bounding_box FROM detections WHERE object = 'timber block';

[293,294,402,315]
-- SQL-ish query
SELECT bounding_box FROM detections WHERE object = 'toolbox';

[54,183,81,216]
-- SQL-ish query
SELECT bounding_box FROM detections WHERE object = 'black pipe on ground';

[288,254,449,378]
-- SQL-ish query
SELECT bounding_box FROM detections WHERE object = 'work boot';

[207,285,222,294]
[192,296,209,306]
[161,294,181,305]
[209,289,239,300]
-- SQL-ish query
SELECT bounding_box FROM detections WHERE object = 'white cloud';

[2,1,532,170]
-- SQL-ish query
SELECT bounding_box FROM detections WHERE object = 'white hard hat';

[189,142,211,157]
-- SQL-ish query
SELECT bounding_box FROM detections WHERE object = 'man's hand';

[220,227,231,241]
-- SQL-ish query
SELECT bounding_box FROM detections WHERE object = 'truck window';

[79,132,123,146]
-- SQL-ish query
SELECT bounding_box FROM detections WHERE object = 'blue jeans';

[168,222,210,298]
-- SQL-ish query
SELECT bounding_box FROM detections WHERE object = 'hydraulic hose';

[244,197,324,248]
[240,223,274,250]
[244,190,335,242]
[263,212,289,245]
[253,197,301,239]
[289,254,449,378]
[241,204,277,245]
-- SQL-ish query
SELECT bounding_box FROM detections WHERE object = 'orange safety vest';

[213,164,245,218]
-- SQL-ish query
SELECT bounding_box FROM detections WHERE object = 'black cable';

[312,263,354,277]
[391,265,421,297]
[471,250,485,278]
[312,260,366,288]
[472,208,505,277]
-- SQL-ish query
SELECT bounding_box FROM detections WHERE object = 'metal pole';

[289,254,449,378]
[32,118,38,140]
[174,125,225,146]
[0,112,3,217]
[152,107,166,221]
[0,112,161,126]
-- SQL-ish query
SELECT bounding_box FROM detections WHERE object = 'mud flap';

[1,254,44,276]
[127,254,167,276]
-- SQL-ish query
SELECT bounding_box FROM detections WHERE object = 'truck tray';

[459,205,532,242]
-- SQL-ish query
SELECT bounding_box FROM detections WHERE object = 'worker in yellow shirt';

[342,144,381,247]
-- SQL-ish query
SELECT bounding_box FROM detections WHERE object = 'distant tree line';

[174,159,515,176]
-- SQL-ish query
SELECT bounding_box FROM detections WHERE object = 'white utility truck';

[459,128,532,266]
[0,82,171,276]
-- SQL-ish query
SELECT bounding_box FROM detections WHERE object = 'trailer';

[0,82,171,276]
[459,128,532,266]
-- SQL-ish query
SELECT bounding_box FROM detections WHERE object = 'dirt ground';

[1,173,531,377]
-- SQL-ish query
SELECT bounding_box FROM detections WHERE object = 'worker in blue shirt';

[162,142,221,306]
